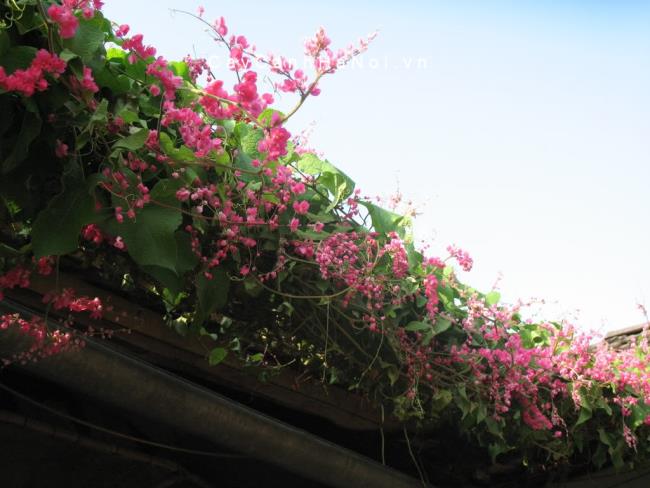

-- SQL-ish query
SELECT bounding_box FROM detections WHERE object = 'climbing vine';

[0,0,648,477]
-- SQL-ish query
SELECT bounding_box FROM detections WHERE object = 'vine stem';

[169,9,330,127]
[280,70,329,124]
[34,1,52,48]
[380,404,386,465]
[355,318,385,386]
[403,426,426,487]
[169,9,242,84]
[321,300,330,382]
[181,87,264,129]
[254,277,351,301]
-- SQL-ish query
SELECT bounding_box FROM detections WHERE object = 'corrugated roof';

[604,323,648,350]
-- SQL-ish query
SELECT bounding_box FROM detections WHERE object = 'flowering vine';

[0,1,648,478]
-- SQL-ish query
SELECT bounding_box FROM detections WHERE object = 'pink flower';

[0,265,32,299]
[289,218,300,232]
[113,236,125,250]
[520,399,553,431]
[35,257,54,276]
[0,49,66,96]
[162,102,222,157]
[183,55,210,83]
[146,57,182,99]
[122,34,157,61]
[447,244,473,272]
[115,24,130,37]
[114,206,124,223]
[48,4,79,39]
[290,182,306,195]
[304,27,331,57]
[214,16,228,37]
[80,66,99,93]
[176,188,191,202]
[82,224,104,244]
[232,71,270,116]
[145,130,159,150]
[257,127,291,161]
[54,140,69,158]
[292,200,310,215]
[423,274,439,318]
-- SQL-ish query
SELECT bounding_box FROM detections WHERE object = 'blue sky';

[103,1,650,333]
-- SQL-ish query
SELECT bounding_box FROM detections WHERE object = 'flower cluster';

[0,265,31,301]
[48,0,103,39]
[43,288,104,319]
[447,244,473,272]
[0,313,77,367]
[0,49,66,96]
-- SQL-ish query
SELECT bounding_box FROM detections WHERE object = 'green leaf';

[295,153,333,175]
[111,204,181,270]
[432,317,452,335]
[575,406,592,427]
[405,321,430,331]
[208,347,228,366]
[476,403,488,424]
[115,107,139,124]
[174,231,199,273]
[295,229,329,241]
[485,291,501,306]
[0,30,10,58]
[240,128,264,160]
[107,47,127,62]
[243,278,263,297]
[257,108,285,127]
[454,385,471,418]
[90,99,109,124]
[169,61,190,81]
[359,201,405,237]
[597,428,612,448]
[406,242,423,268]
[385,365,400,386]
[0,243,21,258]
[248,352,264,363]
[194,268,230,326]
[1,110,41,174]
[431,389,453,413]
[630,402,650,428]
[575,388,594,428]
[0,46,37,73]
[100,181,181,271]
[14,7,41,35]
[591,443,607,468]
[58,49,78,63]
[143,231,198,294]
[32,171,97,257]
[485,416,503,437]
[94,66,131,94]
[296,153,355,208]
[112,128,149,151]
[142,265,183,296]
[159,132,196,162]
[488,442,513,463]
[62,15,108,62]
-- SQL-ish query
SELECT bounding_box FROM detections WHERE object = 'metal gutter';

[0,299,427,488]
